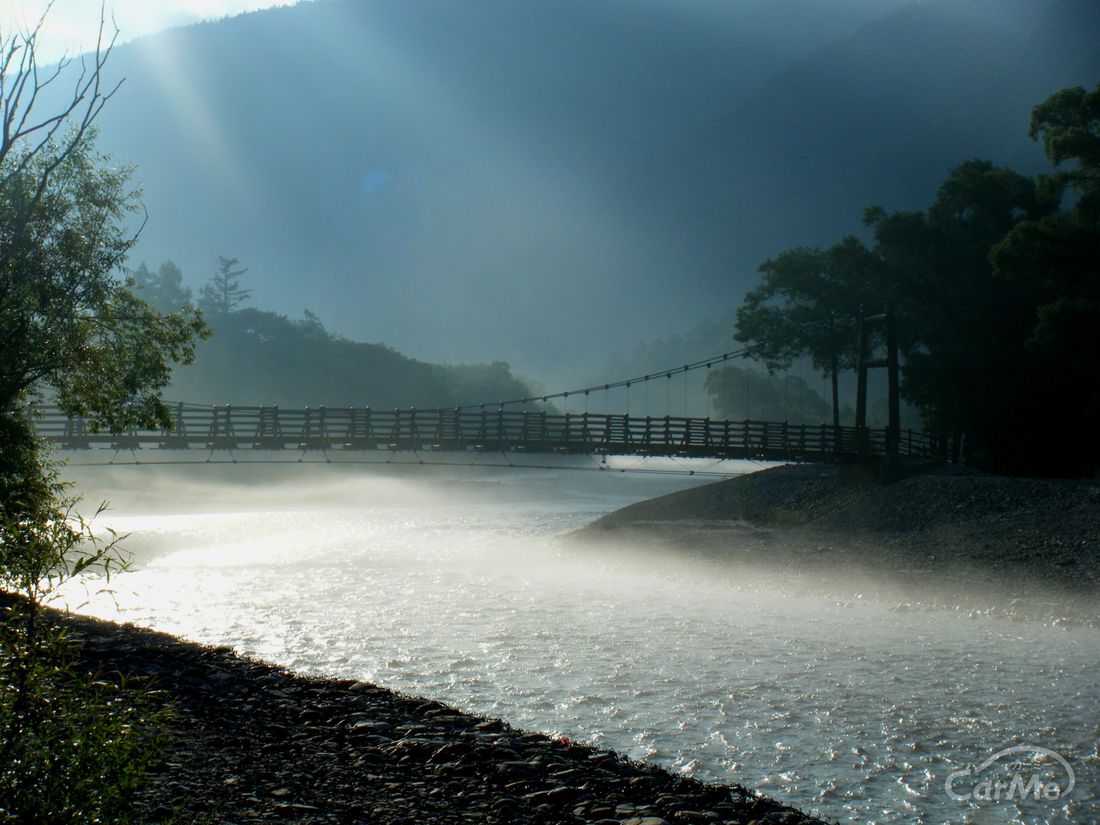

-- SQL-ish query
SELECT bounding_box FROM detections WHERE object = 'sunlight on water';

[56,463,1099,824]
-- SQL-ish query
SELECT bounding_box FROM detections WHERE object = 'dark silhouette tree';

[735,235,884,427]
[727,83,1100,474]
[865,158,1056,470]
[987,83,1100,474]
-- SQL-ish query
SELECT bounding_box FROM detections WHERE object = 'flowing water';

[57,460,1098,824]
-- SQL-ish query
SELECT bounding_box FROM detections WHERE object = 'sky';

[1,0,308,63]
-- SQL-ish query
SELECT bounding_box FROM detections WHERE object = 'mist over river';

[57,459,1098,824]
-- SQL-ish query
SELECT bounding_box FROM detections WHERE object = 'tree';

[0,16,208,439]
[0,9,203,818]
[1027,83,1100,214]
[732,85,1098,475]
[198,255,251,316]
[864,160,1052,470]
[704,364,833,423]
[734,235,884,427]
[987,84,1100,474]
[130,259,193,312]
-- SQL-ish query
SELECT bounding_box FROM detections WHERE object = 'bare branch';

[0,2,125,246]
[0,0,122,183]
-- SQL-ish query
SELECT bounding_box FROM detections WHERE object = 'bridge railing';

[28,403,946,461]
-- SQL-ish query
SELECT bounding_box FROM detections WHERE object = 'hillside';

[163,307,532,408]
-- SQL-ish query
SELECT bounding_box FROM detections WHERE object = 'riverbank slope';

[575,462,1100,622]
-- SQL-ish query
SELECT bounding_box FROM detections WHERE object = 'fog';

[19,0,1094,393]
[61,453,718,516]
[6,1,1099,820]
[55,462,1100,823]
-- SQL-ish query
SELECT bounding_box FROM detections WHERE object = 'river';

[57,458,1098,824]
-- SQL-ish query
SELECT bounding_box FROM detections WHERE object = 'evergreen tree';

[199,256,251,315]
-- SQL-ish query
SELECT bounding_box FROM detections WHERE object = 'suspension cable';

[454,346,755,411]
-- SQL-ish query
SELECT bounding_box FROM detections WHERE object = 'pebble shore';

[62,609,826,825]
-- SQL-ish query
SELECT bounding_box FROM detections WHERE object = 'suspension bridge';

[34,340,946,466]
[38,402,942,461]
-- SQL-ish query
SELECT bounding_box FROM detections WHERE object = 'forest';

[130,258,533,409]
[727,83,1100,476]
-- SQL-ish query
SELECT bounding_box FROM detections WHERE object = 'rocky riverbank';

[576,461,1100,623]
[59,607,825,825]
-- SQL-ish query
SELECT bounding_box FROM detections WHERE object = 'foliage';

[734,235,885,426]
[130,260,193,313]
[863,159,1051,469]
[0,130,209,432]
[0,430,163,823]
[0,644,162,824]
[1027,83,1100,213]
[986,83,1100,474]
[0,8,198,819]
[198,255,251,316]
[704,364,834,424]
[736,83,1099,475]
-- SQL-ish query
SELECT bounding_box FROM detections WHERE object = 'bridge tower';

[855,304,900,457]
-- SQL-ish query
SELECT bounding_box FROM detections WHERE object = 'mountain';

[59,0,1100,393]
[628,0,1100,298]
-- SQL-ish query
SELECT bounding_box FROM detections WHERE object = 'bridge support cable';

[452,346,757,413]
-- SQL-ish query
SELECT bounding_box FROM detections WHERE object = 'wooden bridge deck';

[33,404,944,462]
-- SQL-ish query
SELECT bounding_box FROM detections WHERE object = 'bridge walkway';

[35,403,944,463]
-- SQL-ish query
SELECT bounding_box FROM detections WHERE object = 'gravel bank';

[55,608,825,825]
[576,462,1100,622]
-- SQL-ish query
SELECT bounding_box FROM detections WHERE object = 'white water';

[58,460,1098,824]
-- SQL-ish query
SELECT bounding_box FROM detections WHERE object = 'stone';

[672,811,720,823]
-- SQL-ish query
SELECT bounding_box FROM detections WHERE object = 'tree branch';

[0,1,123,201]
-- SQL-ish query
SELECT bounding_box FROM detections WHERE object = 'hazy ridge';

[67,0,1100,386]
